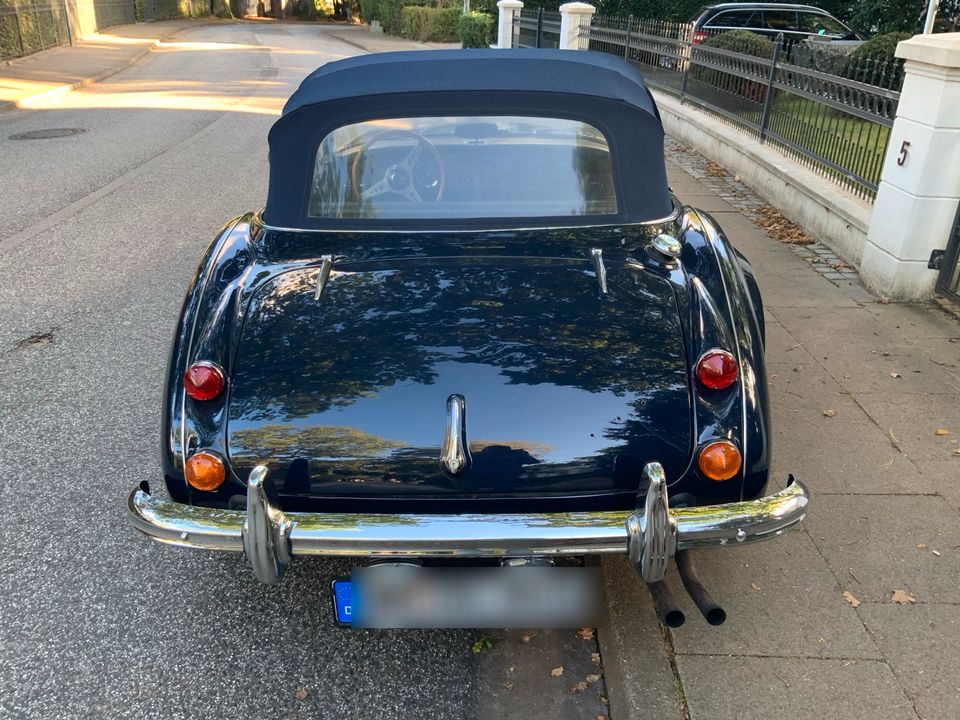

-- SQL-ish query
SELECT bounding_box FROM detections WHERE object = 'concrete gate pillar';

[861,32,960,300]
[559,2,595,50]
[496,0,523,49]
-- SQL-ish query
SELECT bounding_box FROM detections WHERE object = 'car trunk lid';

[226,255,692,499]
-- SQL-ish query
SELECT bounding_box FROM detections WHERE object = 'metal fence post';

[535,7,543,49]
[759,34,783,142]
[679,28,691,103]
[14,5,26,56]
[62,0,73,45]
[623,14,633,60]
[32,1,42,49]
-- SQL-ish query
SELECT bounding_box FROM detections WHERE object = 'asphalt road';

[0,23,606,720]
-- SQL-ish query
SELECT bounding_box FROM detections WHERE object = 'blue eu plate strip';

[332,580,353,626]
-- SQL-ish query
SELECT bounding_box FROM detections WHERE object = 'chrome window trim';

[254,202,682,235]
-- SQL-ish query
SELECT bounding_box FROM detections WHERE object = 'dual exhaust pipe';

[646,550,726,628]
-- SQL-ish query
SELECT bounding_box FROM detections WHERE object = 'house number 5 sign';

[897,140,910,166]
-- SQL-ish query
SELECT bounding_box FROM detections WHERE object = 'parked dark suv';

[690,3,861,44]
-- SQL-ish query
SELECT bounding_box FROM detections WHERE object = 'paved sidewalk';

[602,141,960,720]
[0,19,224,111]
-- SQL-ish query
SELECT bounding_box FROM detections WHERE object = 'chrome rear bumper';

[127,464,808,585]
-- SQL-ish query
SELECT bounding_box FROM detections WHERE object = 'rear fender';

[161,215,256,503]
[674,208,770,502]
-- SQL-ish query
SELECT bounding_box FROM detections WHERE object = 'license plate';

[330,566,598,629]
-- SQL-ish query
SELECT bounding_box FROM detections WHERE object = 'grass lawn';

[765,93,890,195]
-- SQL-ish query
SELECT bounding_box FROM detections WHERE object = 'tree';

[592,0,960,35]
[844,0,960,35]
[211,0,234,19]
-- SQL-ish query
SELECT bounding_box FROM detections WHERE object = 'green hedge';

[693,31,774,104]
[458,11,493,48]
[0,0,71,60]
[360,0,412,34]
[400,6,460,42]
[703,29,774,58]
[153,0,211,21]
[842,31,910,87]
[361,0,460,35]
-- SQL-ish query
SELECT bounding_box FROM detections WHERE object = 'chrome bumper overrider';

[126,463,809,585]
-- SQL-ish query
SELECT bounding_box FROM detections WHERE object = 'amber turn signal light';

[184,361,225,401]
[185,451,226,491]
[698,441,741,482]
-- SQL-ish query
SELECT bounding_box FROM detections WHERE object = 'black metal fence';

[564,16,903,201]
[0,0,143,61]
[514,7,560,50]
[0,1,71,60]
[936,203,960,305]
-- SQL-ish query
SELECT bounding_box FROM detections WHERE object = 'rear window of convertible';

[307,116,618,220]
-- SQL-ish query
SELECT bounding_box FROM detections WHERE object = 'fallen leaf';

[932,550,942,557]
[704,161,727,177]
[503,682,513,690]
[591,652,601,664]
[750,581,761,590]
[891,589,916,605]
[576,628,595,640]
[936,428,951,436]
[570,681,588,694]
[551,666,564,677]
[842,590,861,608]
[586,673,601,683]
[471,637,494,654]
[917,543,928,550]
[889,372,902,379]
[752,205,814,245]
[521,632,537,644]
[295,689,309,701]
[953,448,960,456]
[823,409,837,417]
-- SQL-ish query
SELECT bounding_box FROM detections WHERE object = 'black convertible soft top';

[282,49,662,118]
[264,49,673,230]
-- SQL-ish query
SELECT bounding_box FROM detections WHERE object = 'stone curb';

[326,28,451,54]
[326,30,374,53]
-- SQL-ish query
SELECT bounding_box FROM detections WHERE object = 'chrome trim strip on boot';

[127,476,809,583]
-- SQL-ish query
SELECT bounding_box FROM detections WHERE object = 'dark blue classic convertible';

[127,49,808,627]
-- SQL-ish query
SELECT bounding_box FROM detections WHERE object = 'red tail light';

[692,31,708,44]
[695,349,738,390]
[184,361,225,401]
